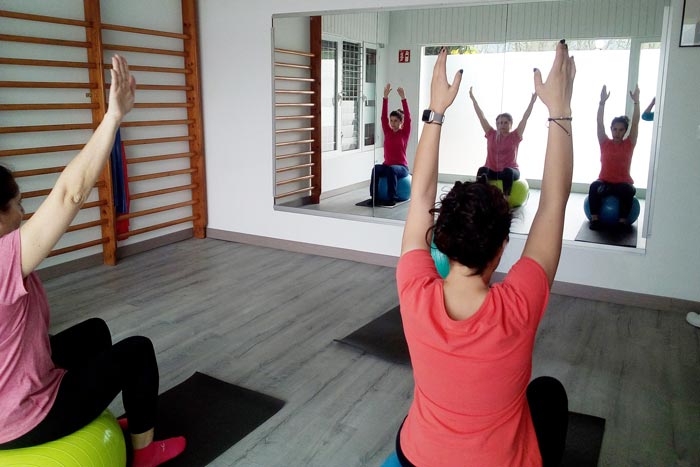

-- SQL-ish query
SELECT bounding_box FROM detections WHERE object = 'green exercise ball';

[0,410,126,467]
[488,178,529,208]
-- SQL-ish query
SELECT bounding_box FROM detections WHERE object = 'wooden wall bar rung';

[104,63,189,74]
[274,62,311,70]
[0,57,94,68]
[117,200,195,221]
[22,180,104,199]
[276,115,314,120]
[0,122,97,134]
[117,216,197,241]
[66,219,106,233]
[276,163,314,173]
[0,143,84,157]
[127,152,195,164]
[130,183,197,200]
[125,84,192,91]
[0,34,90,48]
[128,167,196,183]
[275,150,314,160]
[133,102,193,109]
[0,81,96,89]
[102,43,186,57]
[274,186,313,200]
[275,103,314,107]
[275,90,314,95]
[275,127,314,134]
[276,174,314,186]
[48,238,108,258]
[22,199,107,221]
[276,139,313,147]
[122,135,194,146]
[0,10,91,27]
[275,76,315,82]
[0,103,98,111]
[274,48,314,57]
[120,119,193,128]
[14,166,65,177]
[101,23,188,40]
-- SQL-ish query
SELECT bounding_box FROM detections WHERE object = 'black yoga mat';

[337,307,606,466]
[355,198,409,209]
[121,372,285,467]
[575,221,638,248]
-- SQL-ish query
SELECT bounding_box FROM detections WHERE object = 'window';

[321,37,376,154]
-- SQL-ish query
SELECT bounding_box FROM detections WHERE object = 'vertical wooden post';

[84,0,117,265]
[181,0,207,238]
[309,16,322,204]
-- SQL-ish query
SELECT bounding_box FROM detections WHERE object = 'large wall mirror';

[272,0,668,249]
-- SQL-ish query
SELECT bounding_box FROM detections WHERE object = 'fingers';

[450,69,463,98]
[533,68,543,93]
[551,40,566,73]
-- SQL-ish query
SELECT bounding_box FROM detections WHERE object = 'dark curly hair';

[389,109,404,122]
[611,115,630,130]
[428,177,512,276]
[0,165,19,213]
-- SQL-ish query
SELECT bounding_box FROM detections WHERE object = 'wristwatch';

[421,109,444,125]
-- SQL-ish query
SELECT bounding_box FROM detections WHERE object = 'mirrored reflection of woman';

[589,84,641,231]
[0,56,185,467]
[469,87,537,199]
[396,41,575,467]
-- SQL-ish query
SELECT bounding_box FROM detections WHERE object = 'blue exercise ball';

[377,174,412,201]
[584,195,640,225]
[430,241,450,278]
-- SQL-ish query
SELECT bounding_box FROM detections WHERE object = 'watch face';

[422,109,433,122]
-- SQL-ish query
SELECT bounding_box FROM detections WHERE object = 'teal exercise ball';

[430,241,450,278]
[583,195,640,225]
[488,179,529,208]
[0,410,126,467]
[377,174,412,201]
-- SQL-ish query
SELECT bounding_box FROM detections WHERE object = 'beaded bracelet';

[547,116,573,135]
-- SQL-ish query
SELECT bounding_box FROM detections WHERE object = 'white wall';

[198,0,700,302]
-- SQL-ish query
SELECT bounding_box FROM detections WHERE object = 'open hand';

[397,87,406,99]
[534,40,575,116]
[469,86,476,101]
[106,55,136,121]
[384,83,392,98]
[629,84,640,103]
[429,48,462,114]
[599,85,610,105]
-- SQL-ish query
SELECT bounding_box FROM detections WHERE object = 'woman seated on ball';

[0,56,185,467]
[589,84,641,231]
[396,41,574,467]
[372,83,411,206]
[469,86,537,199]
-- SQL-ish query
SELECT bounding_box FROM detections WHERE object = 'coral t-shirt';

[484,129,522,171]
[0,230,64,443]
[598,138,634,184]
[396,249,549,467]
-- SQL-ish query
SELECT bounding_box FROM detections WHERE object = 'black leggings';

[588,180,636,219]
[396,376,568,467]
[0,318,159,449]
[477,166,520,195]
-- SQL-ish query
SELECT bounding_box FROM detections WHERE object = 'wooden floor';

[44,238,699,467]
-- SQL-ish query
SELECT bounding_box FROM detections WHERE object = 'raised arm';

[521,40,576,287]
[469,87,493,134]
[627,85,641,146]
[397,87,411,131]
[514,93,537,137]
[381,83,392,134]
[597,85,609,144]
[401,49,462,255]
[19,55,135,276]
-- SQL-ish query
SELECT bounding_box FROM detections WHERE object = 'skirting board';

[37,229,194,281]
[207,228,699,314]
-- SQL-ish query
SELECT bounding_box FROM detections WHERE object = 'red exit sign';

[398,49,411,63]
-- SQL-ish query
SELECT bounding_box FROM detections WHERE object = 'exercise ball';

[0,410,126,467]
[380,452,402,467]
[430,241,450,279]
[584,195,640,225]
[488,178,529,208]
[377,174,412,201]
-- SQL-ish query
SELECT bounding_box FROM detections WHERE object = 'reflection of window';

[420,39,660,190]
[321,37,376,154]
